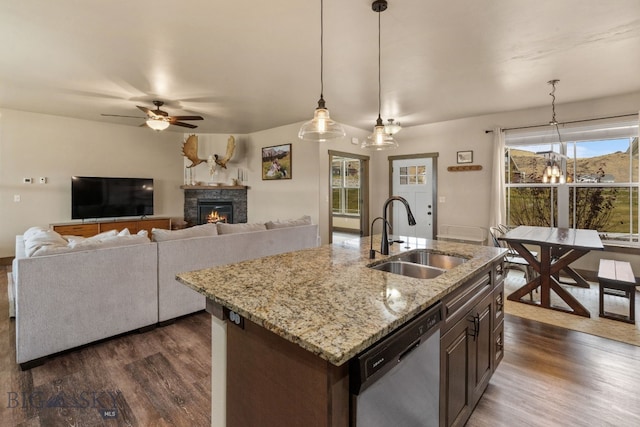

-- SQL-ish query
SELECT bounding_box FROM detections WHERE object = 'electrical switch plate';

[39,177,47,184]
[14,195,21,202]
[23,178,33,184]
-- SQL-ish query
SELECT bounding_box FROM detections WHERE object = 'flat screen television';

[71,176,154,220]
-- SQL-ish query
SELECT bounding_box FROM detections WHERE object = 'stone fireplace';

[183,186,247,226]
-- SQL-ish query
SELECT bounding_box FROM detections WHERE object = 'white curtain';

[489,127,505,229]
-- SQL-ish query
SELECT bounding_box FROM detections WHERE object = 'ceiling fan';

[101,100,204,131]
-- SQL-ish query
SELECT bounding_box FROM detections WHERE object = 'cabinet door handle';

[467,314,480,341]
[474,314,480,338]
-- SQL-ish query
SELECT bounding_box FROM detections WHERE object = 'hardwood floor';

[2,265,640,426]
[468,315,640,427]
[1,266,211,426]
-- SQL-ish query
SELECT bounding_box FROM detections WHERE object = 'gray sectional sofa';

[11,219,319,368]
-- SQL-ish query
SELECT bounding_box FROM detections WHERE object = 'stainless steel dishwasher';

[350,302,442,427]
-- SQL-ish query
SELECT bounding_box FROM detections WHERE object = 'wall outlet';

[439,196,446,203]
[14,195,21,202]
[23,177,32,184]
[39,177,47,184]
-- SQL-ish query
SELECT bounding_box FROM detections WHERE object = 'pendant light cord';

[548,79,562,144]
[320,0,324,99]
[377,8,382,120]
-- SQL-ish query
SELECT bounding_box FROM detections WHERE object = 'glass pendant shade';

[146,118,170,131]
[362,117,398,150]
[299,0,344,142]
[298,97,346,141]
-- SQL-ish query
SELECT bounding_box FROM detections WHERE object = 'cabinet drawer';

[441,270,492,332]
[52,223,99,237]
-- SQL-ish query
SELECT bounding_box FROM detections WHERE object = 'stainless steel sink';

[396,250,467,269]
[368,250,468,279]
[369,261,446,279]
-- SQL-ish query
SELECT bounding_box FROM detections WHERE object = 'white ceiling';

[1,0,639,134]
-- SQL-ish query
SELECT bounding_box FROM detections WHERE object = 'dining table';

[499,225,604,317]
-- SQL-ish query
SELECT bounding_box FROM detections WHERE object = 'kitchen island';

[177,235,506,426]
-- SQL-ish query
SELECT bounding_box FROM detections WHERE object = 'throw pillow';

[23,226,49,241]
[216,222,267,235]
[96,234,151,249]
[24,230,68,257]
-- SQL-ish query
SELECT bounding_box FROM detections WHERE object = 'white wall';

[2,90,638,259]
[182,123,370,244]
[368,91,640,237]
[0,109,184,257]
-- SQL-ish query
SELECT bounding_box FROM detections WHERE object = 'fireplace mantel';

[180,185,249,190]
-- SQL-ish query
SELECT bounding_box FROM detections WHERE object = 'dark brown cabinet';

[440,261,504,427]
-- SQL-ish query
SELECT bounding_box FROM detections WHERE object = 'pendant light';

[298,0,345,141]
[362,0,398,150]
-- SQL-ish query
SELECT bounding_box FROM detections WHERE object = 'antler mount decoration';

[181,134,236,170]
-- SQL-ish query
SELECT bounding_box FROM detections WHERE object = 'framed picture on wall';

[457,150,473,164]
[262,144,292,180]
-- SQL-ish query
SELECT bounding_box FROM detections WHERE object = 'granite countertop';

[176,235,505,366]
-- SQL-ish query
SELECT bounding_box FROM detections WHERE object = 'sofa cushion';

[265,215,312,230]
[216,222,267,235]
[151,223,218,242]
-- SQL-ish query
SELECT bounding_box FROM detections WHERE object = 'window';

[505,118,639,244]
[399,165,427,185]
[332,157,361,215]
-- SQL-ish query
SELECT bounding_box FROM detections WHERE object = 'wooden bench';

[598,259,637,324]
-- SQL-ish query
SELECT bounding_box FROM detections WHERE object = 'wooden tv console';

[51,217,171,237]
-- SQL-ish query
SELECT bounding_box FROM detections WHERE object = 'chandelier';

[538,79,567,184]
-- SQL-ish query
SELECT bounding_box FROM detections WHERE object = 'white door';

[391,158,435,239]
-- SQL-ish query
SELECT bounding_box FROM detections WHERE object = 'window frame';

[504,118,639,245]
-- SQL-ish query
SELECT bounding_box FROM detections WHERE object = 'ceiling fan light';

[362,121,398,150]
[384,118,402,135]
[146,118,170,131]
[298,104,346,141]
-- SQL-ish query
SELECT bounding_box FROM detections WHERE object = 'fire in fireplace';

[206,210,227,224]
[197,200,233,225]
